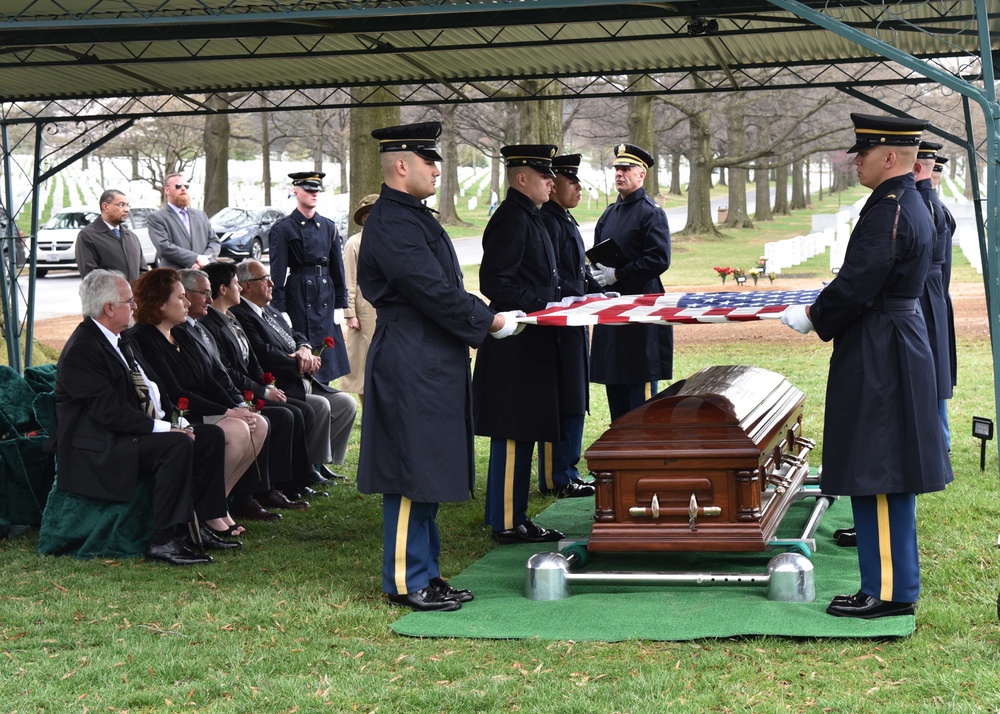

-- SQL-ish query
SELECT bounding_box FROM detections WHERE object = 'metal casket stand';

[525,550,815,603]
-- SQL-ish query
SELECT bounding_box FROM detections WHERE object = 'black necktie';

[263,308,297,352]
[118,336,156,417]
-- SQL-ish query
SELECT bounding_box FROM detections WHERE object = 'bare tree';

[348,90,399,231]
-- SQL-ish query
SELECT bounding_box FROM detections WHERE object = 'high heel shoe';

[207,523,244,538]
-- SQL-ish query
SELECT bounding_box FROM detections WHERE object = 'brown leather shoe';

[229,498,282,521]
[258,489,309,510]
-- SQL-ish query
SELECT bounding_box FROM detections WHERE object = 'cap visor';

[416,148,443,162]
[532,166,557,178]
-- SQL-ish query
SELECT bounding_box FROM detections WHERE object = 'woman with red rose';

[129,268,269,541]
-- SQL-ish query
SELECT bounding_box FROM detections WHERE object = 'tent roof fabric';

[1,0,996,116]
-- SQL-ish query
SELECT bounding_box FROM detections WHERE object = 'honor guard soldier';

[357,122,521,611]
[589,143,672,421]
[536,154,602,498]
[781,113,953,619]
[932,154,959,428]
[474,144,570,544]
[914,141,955,450]
[268,171,351,384]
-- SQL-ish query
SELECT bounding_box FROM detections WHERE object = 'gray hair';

[235,259,257,284]
[177,268,208,291]
[80,269,127,318]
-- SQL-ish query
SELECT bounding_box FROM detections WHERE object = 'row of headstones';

[759,205,860,276]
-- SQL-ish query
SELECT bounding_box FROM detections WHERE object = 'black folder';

[585,239,626,268]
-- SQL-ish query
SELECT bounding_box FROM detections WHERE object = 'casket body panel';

[585,365,808,552]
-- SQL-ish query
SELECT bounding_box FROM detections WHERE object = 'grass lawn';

[2,188,998,712]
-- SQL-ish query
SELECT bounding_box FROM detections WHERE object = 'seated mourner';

[51,269,227,564]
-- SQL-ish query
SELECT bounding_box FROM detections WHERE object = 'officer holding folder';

[589,143,673,420]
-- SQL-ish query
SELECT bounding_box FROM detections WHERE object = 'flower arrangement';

[172,397,189,428]
[757,256,768,269]
[313,335,335,357]
[731,267,747,287]
[768,272,777,285]
[713,266,733,284]
[748,267,762,286]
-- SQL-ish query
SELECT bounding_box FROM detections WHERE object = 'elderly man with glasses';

[147,172,220,270]
[76,189,148,281]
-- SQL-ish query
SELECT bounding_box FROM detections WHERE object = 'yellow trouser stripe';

[876,494,893,601]
[644,382,652,401]
[394,497,412,594]
[504,439,516,530]
[540,442,554,490]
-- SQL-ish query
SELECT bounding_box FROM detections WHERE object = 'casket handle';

[626,493,722,529]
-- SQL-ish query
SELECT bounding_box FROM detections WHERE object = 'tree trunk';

[724,102,753,229]
[203,96,230,216]
[805,157,812,206]
[789,158,806,210]
[677,108,721,237]
[131,150,140,182]
[670,152,682,196]
[348,90,399,232]
[627,76,656,195]
[517,81,563,146]
[753,163,772,222]
[261,113,272,206]
[818,156,824,202]
[773,160,789,216]
[437,104,472,227]
[718,166,726,187]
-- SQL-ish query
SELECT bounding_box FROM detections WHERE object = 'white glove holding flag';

[602,292,621,299]
[545,297,575,309]
[491,310,527,339]
[333,308,345,326]
[781,304,814,334]
[592,263,618,287]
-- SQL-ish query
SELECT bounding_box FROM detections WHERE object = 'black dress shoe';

[388,586,462,612]
[309,469,335,486]
[492,520,565,545]
[543,482,596,498]
[834,528,857,547]
[285,485,330,500]
[145,537,213,565]
[430,576,473,603]
[258,489,309,510]
[830,590,865,606]
[826,592,915,619]
[317,463,348,481]
[230,498,282,522]
[193,525,242,550]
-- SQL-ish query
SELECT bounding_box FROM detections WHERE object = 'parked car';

[211,206,285,261]
[32,205,158,277]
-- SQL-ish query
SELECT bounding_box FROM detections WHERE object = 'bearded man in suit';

[146,172,220,270]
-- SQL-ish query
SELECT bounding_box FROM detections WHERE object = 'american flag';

[517,289,821,326]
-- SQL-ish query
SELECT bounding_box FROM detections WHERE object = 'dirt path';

[30,280,988,354]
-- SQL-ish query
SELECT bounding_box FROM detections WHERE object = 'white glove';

[545,297,576,309]
[593,263,618,287]
[333,308,344,326]
[566,295,588,304]
[781,304,814,334]
[602,292,621,299]
[491,310,527,339]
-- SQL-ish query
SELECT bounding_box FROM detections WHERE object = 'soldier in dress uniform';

[781,113,953,619]
[473,144,569,544]
[913,141,955,450]
[932,154,959,433]
[536,154,602,498]
[357,121,522,612]
[268,171,350,384]
[589,143,672,421]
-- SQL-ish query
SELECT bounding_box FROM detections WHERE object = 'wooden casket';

[585,365,814,553]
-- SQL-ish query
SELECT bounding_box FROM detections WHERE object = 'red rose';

[176,397,189,411]
[243,391,254,403]
[256,399,267,411]
[323,336,335,348]
[261,372,275,385]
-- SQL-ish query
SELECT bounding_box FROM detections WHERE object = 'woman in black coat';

[130,268,268,537]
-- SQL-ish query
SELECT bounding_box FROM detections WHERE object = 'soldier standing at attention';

[357,122,521,611]
[537,154,601,498]
[589,143,672,421]
[268,172,351,385]
[781,114,952,619]
[474,144,569,544]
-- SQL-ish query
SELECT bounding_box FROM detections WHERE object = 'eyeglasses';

[191,290,212,298]
[172,183,190,190]
[115,298,137,307]
[113,202,130,208]
[245,275,273,284]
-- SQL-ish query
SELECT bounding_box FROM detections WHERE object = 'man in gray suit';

[75,189,148,281]
[146,172,220,270]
